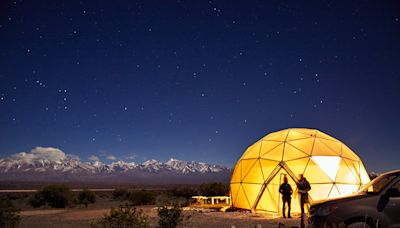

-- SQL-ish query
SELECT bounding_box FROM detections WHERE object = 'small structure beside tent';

[192,196,231,205]
[230,128,370,214]
[190,196,231,211]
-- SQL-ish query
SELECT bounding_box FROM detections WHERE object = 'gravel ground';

[20,205,307,228]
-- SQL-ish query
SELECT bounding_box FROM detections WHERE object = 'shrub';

[112,189,129,201]
[156,194,188,208]
[169,187,197,199]
[157,202,183,228]
[90,204,149,228]
[128,190,155,206]
[198,182,229,196]
[28,193,44,208]
[29,184,73,208]
[76,189,96,208]
[0,197,21,228]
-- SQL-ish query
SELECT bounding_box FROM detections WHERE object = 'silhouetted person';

[279,176,293,218]
[297,174,311,215]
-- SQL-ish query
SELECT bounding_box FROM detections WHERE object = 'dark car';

[309,170,400,228]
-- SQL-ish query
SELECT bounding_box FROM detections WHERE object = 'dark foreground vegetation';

[0,197,21,228]
[90,204,151,228]
[29,184,74,208]
[0,182,229,228]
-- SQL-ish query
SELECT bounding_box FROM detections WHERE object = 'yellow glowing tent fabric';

[230,128,370,214]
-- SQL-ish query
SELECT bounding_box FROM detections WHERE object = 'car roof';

[381,170,400,176]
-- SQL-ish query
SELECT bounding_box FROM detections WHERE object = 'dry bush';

[0,197,20,228]
[90,204,149,228]
[29,184,73,208]
[76,189,96,208]
[128,190,155,206]
[157,202,183,228]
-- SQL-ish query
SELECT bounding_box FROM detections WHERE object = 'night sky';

[1,1,399,172]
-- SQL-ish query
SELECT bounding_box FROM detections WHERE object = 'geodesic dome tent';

[230,128,370,214]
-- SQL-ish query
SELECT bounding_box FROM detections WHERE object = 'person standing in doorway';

[297,174,311,216]
[279,175,293,218]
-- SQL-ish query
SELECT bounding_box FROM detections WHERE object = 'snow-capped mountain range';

[0,156,228,174]
[0,147,231,184]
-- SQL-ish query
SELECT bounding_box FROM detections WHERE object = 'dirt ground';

[19,203,306,228]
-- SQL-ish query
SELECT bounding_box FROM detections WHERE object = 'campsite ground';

[18,198,304,228]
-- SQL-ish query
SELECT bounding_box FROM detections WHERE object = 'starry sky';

[0,0,399,172]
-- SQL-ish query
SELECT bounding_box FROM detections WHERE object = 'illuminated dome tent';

[230,128,370,214]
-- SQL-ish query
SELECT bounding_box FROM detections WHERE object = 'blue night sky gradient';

[0,1,399,172]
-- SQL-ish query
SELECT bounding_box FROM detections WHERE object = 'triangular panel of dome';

[317,138,342,156]
[241,183,263,208]
[286,129,313,141]
[303,159,334,183]
[230,160,242,183]
[235,184,251,209]
[292,128,317,137]
[262,130,289,142]
[285,158,309,178]
[266,184,280,213]
[259,141,283,158]
[308,184,334,200]
[259,159,280,181]
[241,142,262,159]
[241,159,257,182]
[242,159,265,184]
[311,156,341,182]
[341,145,360,161]
[359,162,370,184]
[335,159,359,184]
[230,183,241,205]
[256,185,278,213]
[343,158,362,180]
[312,139,341,156]
[282,143,310,161]
[287,137,314,155]
[260,143,284,161]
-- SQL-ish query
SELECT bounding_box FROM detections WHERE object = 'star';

[0,0,398,174]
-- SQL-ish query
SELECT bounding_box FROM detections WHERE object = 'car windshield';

[358,173,398,194]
